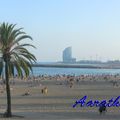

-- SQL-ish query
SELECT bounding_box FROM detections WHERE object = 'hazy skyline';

[1,0,120,62]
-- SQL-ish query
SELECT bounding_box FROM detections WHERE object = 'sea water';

[31,67,120,76]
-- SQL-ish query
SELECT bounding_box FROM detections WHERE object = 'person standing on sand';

[41,87,48,94]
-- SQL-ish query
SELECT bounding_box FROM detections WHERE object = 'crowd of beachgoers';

[25,73,120,81]
[27,74,120,88]
[0,74,119,94]
[0,73,119,87]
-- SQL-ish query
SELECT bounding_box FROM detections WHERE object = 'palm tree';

[0,22,36,117]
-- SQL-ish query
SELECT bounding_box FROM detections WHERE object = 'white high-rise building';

[63,47,76,63]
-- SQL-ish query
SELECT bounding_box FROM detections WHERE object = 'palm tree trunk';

[5,60,12,117]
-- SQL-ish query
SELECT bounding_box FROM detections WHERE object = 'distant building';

[107,60,120,64]
[77,60,102,64]
[62,47,76,63]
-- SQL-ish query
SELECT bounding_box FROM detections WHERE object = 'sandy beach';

[0,75,120,120]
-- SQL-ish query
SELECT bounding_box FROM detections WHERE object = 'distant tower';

[62,47,76,63]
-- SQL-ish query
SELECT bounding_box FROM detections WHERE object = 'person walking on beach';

[99,104,107,115]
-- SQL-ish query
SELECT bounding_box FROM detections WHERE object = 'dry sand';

[0,78,120,120]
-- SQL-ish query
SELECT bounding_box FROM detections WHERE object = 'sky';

[0,0,120,62]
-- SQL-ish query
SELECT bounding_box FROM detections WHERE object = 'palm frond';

[0,22,36,78]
